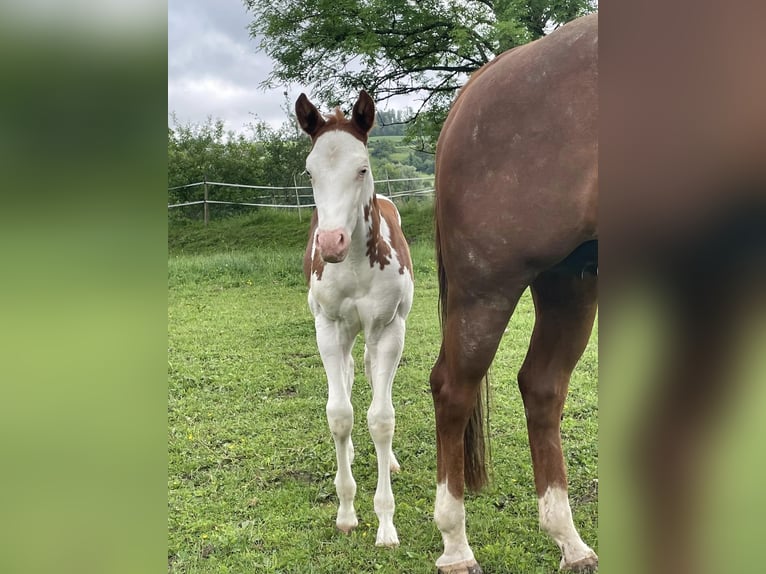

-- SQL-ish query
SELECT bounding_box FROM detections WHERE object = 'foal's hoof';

[436,560,483,574]
[375,537,400,548]
[375,525,399,547]
[562,554,598,572]
[336,517,358,534]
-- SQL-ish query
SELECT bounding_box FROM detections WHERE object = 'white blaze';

[306,130,372,234]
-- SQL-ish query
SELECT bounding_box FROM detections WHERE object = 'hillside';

[168,200,435,256]
[368,135,434,177]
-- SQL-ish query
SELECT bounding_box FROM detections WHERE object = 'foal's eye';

[305,170,312,179]
[359,168,368,177]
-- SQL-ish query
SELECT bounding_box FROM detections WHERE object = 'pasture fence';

[168,177,434,224]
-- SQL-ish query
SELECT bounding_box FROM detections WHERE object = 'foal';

[295,91,414,547]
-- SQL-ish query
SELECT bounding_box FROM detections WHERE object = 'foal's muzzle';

[317,228,350,263]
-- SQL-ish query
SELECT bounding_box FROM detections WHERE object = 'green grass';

[168,210,312,255]
[168,206,597,573]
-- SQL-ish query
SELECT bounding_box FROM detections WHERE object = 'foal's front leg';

[364,344,399,472]
[316,315,358,533]
[366,315,406,547]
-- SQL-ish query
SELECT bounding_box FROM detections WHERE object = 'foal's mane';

[324,108,348,125]
[314,107,370,144]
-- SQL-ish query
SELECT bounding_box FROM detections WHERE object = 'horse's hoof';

[562,554,598,572]
[336,519,358,534]
[436,560,483,574]
[375,525,399,547]
[390,451,400,473]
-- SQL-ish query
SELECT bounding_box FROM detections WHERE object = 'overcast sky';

[168,0,298,134]
[167,0,422,135]
[166,1,579,135]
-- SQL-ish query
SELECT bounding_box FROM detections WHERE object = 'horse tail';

[464,380,489,492]
[435,197,489,493]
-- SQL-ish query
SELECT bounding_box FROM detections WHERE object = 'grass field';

[168,204,598,573]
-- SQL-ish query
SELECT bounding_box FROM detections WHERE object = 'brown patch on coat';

[366,197,413,278]
[303,210,324,283]
[365,197,392,270]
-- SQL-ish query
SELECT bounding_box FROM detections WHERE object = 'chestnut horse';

[429,14,598,573]
[295,91,414,547]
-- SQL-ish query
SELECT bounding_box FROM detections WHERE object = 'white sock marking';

[434,481,476,568]
[538,486,597,568]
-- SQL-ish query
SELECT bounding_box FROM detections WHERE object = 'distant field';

[168,205,598,573]
[369,135,427,168]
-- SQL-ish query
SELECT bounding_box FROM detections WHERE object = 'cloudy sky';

[167,1,577,135]
[168,0,298,133]
[168,0,422,135]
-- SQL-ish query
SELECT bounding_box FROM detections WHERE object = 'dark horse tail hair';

[435,203,490,493]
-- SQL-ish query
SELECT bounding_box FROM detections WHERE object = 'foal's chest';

[309,258,409,324]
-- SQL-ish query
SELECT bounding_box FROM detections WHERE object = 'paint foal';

[429,14,598,573]
[296,91,414,547]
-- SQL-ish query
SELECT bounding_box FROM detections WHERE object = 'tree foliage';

[167,115,312,216]
[371,108,409,137]
[167,113,433,221]
[245,0,596,149]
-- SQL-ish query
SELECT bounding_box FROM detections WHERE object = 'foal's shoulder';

[375,194,402,226]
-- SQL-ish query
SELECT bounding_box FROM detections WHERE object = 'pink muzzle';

[316,228,350,263]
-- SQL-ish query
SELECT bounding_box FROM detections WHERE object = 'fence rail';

[168,178,434,224]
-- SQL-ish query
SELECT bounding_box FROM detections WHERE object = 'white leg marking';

[368,399,398,546]
[538,486,597,569]
[346,355,355,466]
[434,481,477,569]
[366,317,406,547]
[327,387,357,532]
[365,343,399,473]
[316,316,358,533]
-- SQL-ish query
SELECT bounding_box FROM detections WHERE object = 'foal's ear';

[352,90,375,134]
[295,93,326,137]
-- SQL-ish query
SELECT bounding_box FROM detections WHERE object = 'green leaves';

[244,0,595,147]
[167,113,312,210]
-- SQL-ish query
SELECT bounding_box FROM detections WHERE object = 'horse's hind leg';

[430,290,521,573]
[518,270,598,572]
